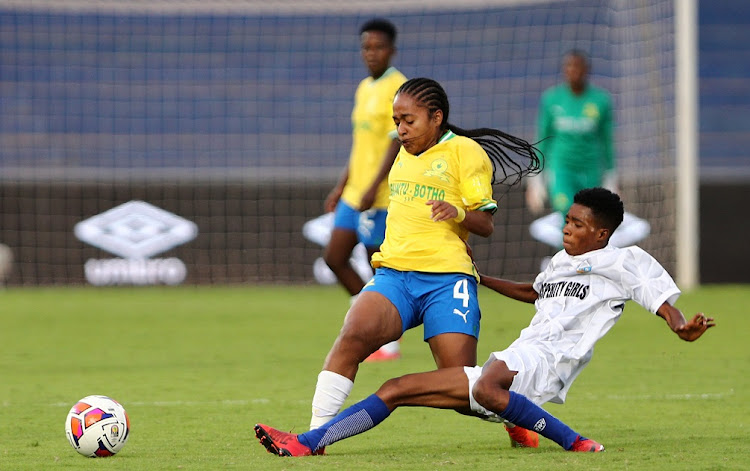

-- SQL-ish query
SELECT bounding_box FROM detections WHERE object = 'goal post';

[675,0,700,290]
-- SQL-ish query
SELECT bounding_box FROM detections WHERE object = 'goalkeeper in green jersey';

[526,50,616,217]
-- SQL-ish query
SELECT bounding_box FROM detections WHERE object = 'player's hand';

[426,200,459,222]
[675,313,715,342]
[359,189,376,211]
[324,187,343,213]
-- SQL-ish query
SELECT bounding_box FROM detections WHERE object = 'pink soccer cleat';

[254,424,313,457]
[569,435,605,452]
[505,424,539,448]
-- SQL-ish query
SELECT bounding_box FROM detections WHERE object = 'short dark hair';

[573,187,624,233]
[564,49,590,69]
[360,18,397,43]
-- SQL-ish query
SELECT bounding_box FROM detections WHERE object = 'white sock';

[379,340,400,354]
[310,370,354,430]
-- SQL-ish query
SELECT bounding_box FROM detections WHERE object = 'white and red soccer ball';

[64,395,130,457]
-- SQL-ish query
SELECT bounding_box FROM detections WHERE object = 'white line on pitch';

[586,390,735,401]
[35,390,736,408]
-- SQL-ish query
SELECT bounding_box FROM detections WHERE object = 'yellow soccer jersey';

[372,131,497,277]
[341,67,407,210]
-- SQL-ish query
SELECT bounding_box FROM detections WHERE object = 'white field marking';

[45,398,277,408]
[583,390,735,401]
[32,390,736,408]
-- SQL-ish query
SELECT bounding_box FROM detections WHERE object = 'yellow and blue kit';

[340,66,407,211]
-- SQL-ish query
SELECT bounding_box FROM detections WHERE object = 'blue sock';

[499,391,580,450]
[298,394,391,452]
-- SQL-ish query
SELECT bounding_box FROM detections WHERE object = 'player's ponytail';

[395,78,541,188]
[447,124,541,188]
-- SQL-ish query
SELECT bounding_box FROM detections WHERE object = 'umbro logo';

[74,201,198,285]
[75,200,197,259]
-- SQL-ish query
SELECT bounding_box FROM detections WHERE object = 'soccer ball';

[64,395,130,457]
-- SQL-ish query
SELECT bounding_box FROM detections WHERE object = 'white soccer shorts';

[465,345,565,420]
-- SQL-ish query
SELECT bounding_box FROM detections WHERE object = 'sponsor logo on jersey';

[74,201,198,286]
[538,281,590,300]
[576,261,592,273]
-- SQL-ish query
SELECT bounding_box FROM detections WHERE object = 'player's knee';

[473,363,512,412]
[473,376,501,411]
[374,377,403,407]
[333,325,380,361]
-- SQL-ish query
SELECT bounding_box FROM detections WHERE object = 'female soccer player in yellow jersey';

[309,77,541,434]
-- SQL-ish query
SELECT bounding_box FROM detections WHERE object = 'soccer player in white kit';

[254,187,715,456]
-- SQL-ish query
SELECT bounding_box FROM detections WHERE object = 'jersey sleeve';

[620,247,681,313]
[458,140,497,214]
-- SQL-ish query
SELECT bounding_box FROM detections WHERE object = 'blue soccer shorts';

[333,200,387,249]
[361,267,481,340]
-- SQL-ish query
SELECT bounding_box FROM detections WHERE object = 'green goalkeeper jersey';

[537,83,614,174]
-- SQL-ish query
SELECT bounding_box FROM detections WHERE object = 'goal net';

[0,0,677,285]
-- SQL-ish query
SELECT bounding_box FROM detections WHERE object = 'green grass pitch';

[0,284,748,470]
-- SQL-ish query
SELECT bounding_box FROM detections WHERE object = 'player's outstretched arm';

[656,303,715,342]
[479,274,538,304]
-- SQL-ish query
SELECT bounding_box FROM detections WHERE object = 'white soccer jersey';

[496,245,680,404]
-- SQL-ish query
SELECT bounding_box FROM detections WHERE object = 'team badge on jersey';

[583,102,600,119]
[424,159,450,182]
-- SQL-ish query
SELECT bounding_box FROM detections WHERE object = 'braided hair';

[394,78,542,188]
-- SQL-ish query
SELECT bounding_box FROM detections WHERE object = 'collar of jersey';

[415,130,455,156]
[369,67,396,84]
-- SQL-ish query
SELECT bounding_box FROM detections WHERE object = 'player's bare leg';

[378,368,473,411]
[310,291,402,429]
[427,332,477,368]
[323,227,364,296]
[323,291,402,376]
[363,246,402,362]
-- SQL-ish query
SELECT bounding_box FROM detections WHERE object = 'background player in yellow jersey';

[323,19,407,361]
[309,78,541,436]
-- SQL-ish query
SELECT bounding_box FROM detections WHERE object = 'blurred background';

[0,0,746,286]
